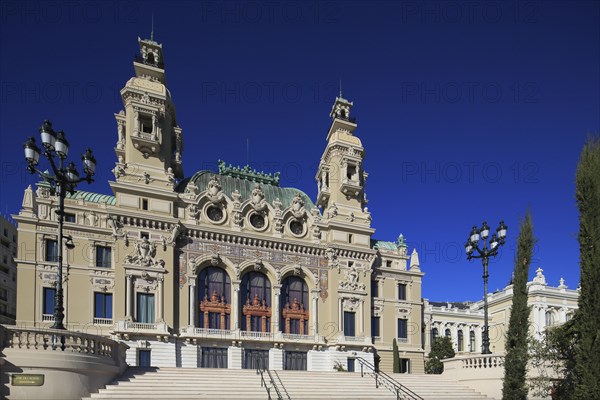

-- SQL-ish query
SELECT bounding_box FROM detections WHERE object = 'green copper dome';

[65,190,116,205]
[177,170,314,211]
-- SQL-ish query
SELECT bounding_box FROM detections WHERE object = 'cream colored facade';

[13,36,425,374]
[423,267,579,355]
[0,215,18,324]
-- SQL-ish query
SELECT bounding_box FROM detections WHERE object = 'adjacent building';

[0,215,18,324]
[13,36,425,373]
[423,267,579,355]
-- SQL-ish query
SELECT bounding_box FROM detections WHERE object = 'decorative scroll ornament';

[327,202,338,219]
[326,247,338,269]
[251,184,267,212]
[206,175,225,204]
[273,198,284,233]
[187,204,200,224]
[339,263,366,291]
[125,237,165,267]
[210,253,221,266]
[167,221,185,246]
[106,214,125,240]
[291,193,306,219]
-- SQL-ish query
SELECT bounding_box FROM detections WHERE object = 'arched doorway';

[198,266,231,330]
[280,276,309,335]
[241,271,271,332]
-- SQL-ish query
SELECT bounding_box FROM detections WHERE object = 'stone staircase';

[85,367,491,400]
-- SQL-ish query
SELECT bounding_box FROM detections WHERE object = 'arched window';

[469,331,476,352]
[431,327,438,345]
[281,276,309,335]
[241,271,271,332]
[445,328,451,338]
[545,310,554,326]
[457,330,464,352]
[198,267,231,329]
[146,52,155,64]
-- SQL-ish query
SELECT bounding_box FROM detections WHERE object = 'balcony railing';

[93,318,113,326]
[240,330,273,340]
[42,314,54,322]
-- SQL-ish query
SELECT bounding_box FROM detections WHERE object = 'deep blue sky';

[1,1,598,301]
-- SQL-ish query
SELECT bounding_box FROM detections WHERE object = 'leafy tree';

[572,137,600,399]
[392,338,400,373]
[529,321,577,399]
[502,211,536,400]
[425,336,455,374]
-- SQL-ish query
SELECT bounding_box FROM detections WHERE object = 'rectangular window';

[371,280,379,298]
[64,213,76,223]
[400,358,410,373]
[398,283,407,300]
[348,234,353,243]
[343,311,356,337]
[284,351,307,371]
[347,358,355,372]
[43,287,56,315]
[243,349,269,370]
[142,199,148,210]
[138,350,151,368]
[140,231,149,239]
[202,347,228,368]
[136,293,155,323]
[96,246,112,268]
[386,260,392,268]
[398,319,408,340]
[45,239,58,262]
[371,316,380,339]
[94,292,113,319]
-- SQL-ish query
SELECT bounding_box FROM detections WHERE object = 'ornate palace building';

[13,36,425,373]
[0,215,17,325]
[423,268,579,355]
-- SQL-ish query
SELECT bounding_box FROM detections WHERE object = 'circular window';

[289,220,304,236]
[207,206,224,222]
[250,213,265,229]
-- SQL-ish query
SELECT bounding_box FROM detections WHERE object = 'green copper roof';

[218,160,280,186]
[177,170,314,211]
[65,190,116,205]
[371,240,398,251]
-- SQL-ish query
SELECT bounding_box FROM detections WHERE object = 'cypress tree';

[425,336,455,374]
[392,338,400,373]
[502,211,536,400]
[572,137,600,399]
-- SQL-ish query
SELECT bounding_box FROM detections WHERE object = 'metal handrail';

[355,357,423,400]
[272,370,291,400]
[256,361,284,400]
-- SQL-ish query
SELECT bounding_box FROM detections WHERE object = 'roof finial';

[151,14,154,41]
[339,77,342,98]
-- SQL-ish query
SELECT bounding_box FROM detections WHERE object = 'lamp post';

[465,220,507,354]
[23,120,96,330]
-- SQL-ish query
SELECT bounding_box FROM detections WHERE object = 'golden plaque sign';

[11,374,44,386]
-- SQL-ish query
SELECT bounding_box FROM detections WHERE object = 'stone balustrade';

[0,324,128,400]
[442,353,505,399]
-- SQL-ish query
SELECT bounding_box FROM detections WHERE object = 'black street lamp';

[465,220,507,354]
[24,120,96,330]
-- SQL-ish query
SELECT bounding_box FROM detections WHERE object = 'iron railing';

[256,361,285,400]
[355,357,423,400]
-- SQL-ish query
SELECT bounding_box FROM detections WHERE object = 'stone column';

[189,278,196,327]
[232,282,240,330]
[151,114,157,140]
[134,112,139,137]
[125,274,132,319]
[358,299,365,336]
[311,290,319,335]
[157,277,164,322]
[273,285,281,332]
